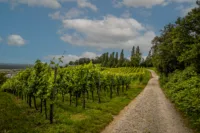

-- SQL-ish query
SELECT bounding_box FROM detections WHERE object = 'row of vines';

[1,60,146,123]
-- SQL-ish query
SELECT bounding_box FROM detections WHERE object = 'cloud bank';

[60,15,155,53]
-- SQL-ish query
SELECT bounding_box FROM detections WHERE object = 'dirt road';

[101,70,193,133]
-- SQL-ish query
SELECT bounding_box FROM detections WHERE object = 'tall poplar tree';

[131,46,141,67]
[117,49,124,67]
[131,46,135,57]
[115,52,118,67]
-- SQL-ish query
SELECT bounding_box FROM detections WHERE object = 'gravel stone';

[101,70,193,133]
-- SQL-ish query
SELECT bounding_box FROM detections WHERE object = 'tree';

[136,46,140,56]
[0,73,7,87]
[117,49,124,67]
[115,52,118,67]
[131,46,141,67]
[142,50,153,67]
[131,46,135,57]
[69,61,74,65]
[108,52,115,68]
[151,7,200,75]
[49,56,64,124]
[103,52,109,67]
[123,58,130,67]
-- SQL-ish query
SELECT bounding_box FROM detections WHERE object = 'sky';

[0,0,198,64]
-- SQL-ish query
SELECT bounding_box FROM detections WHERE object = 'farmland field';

[0,63,150,133]
[1,1,200,132]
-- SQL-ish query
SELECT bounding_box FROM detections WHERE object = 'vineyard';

[0,61,150,133]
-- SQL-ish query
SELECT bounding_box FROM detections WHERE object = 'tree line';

[68,46,143,67]
[147,7,200,75]
[148,4,200,130]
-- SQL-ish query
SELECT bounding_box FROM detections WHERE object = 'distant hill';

[0,63,33,69]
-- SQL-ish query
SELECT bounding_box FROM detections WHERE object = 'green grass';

[0,72,150,133]
[0,92,50,133]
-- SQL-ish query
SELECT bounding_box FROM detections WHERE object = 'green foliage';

[141,50,153,67]
[75,46,145,68]
[151,7,200,75]
[115,52,118,67]
[0,92,49,133]
[161,67,200,130]
[0,73,7,87]
[107,52,115,68]
[131,46,135,57]
[98,49,132,68]
[0,66,150,133]
[103,52,109,67]
[130,46,142,67]
[117,49,125,67]
[1,61,147,115]
[150,6,200,131]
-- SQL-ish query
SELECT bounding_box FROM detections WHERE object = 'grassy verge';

[0,92,49,133]
[0,71,150,133]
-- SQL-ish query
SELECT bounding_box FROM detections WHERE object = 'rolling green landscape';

[0,63,150,133]
[1,1,200,133]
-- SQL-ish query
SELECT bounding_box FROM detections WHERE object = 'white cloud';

[77,0,97,11]
[0,0,61,9]
[1,0,98,11]
[49,8,84,20]
[81,51,97,59]
[7,34,26,46]
[44,51,98,64]
[168,0,194,3]
[121,0,165,8]
[59,0,98,11]
[163,0,195,6]
[114,0,195,8]
[60,15,155,54]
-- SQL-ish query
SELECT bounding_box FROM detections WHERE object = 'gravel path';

[101,70,193,133]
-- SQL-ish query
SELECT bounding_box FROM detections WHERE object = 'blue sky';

[0,0,197,64]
